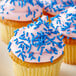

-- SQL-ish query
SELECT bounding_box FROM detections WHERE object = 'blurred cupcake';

[40,0,76,18]
[8,16,64,76]
[52,6,76,64]
[0,0,43,44]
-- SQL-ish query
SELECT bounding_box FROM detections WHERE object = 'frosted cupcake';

[0,0,43,44]
[52,6,76,64]
[8,16,65,76]
[40,0,76,17]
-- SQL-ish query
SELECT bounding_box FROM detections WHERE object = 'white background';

[0,30,76,76]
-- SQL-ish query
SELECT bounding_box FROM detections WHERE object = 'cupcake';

[40,0,76,18]
[8,16,65,76]
[52,6,76,64]
[0,0,43,44]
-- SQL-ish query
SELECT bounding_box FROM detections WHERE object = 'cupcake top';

[0,0,43,21]
[8,16,64,63]
[52,6,76,38]
[40,0,76,16]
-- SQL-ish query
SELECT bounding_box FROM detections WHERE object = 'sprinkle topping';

[52,6,76,39]
[8,16,64,63]
[40,0,76,15]
[0,0,43,21]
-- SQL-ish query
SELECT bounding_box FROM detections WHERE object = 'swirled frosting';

[52,6,76,38]
[40,0,76,16]
[8,16,64,63]
[0,0,43,21]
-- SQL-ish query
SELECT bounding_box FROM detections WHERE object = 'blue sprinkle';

[18,44,23,48]
[66,32,70,34]
[41,12,43,15]
[14,29,19,36]
[26,14,28,17]
[67,29,70,31]
[15,50,21,53]
[43,28,47,31]
[33,11,36,18]
[2,16,4,20]
[62,51,64,55]
[31,33,34,37]
[50,56,54,63]
[1,8,4,11]
[28,37,30,43]
[10,8,15,11]
[28,6,32,15]
[45,49,51,54]
[37,45,41,51]
[57,35,64,41]
[46,16,49,20]
[22,50,26,53]
[27,44,31,53]
[26,32,28,37]
[8,48,11,52]
[21,1,23,8]
[6,12,8,14]
[47,42,51,45]
[67,37,69,39]
[36,0,44,8]
[0,12,4,14]
[72,37,76,40]
[72,31,76,33]
[18,16,20,20]
[22,45,24,51]
[24,55,27,58]
[30,56,36,60]
[5,0,8,3]
[17,53,24,61]
[13,1,15,6]
[50,17,55,21]
[38,56,40,62]
[31,18,34,22]
[36,9,38,11]
[8,42,12,49]
[50,23,55,28]
[40,47,45,55]
[28,52,34,58]
[18,1,20,6]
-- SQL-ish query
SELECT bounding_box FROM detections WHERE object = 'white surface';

[0,33,76,76]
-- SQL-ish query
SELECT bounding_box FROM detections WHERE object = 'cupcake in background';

[39,0,76,18]
[8,16,65,76]
[52,6,76,65]
[0,0,43,44]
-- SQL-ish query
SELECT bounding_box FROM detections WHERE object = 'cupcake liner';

[0,23,17,44]
[64,44,76,65]
[13,58,62,76]
[0,16,41,44]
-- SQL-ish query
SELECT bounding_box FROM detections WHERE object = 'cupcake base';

[0,16,39,44]
[13,59,62,76]
[0,23,17,44]
[9,52,63,76]
[64,44,76,65]
[63,37,76,65]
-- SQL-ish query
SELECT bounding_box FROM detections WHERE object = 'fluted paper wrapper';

[0,23,17,44]
[64,44,76,65]
[13,59,62,76]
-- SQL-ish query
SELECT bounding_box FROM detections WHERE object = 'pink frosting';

[10,16,64,63]
[52,6,76,38]
[40,0,76,15]
[0,0,42,21]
